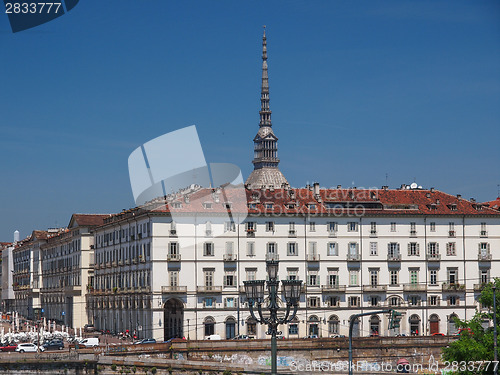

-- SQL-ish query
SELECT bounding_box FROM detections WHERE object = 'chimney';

[426,193,431,198]
[400,184,406,190]
[337,185,342,189]
[457,194,462,201]
[313,182,320,196]
[470,198,476,203]
[14,230,20,243]
[436,199,440,205]
[382,186,388,190]
[430,187,435,193]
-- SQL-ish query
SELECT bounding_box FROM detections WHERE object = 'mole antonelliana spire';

[245,26,289,189]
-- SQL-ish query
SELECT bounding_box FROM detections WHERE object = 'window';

[287,242,298,256]
[327,242,338,256]
[370,296,379,307]
[265,203,274,209]
[169,271,178,287]
[390,297,401,307]
[308,297,320,307]
[348,242,359,258]
[327,296,339,307]
[289,222,296,235]
[390,270,398,286]
[225,297,235,308]
[308,272,319,286]
[204,298,214,308]
[327,222,337,234]
[204,317,215,336]
[328,316,339,334]
[267,242,277,254]
[348,222,358,232]
[430,222,436,232]
[225,241,234,255]
[287,269,298,281]
[388,243,400,258]
[410,269,418,285]
[448,269,457,285]
[224,221,236,232]
[245,222,256,232]
[247,242,255,256]
[370,242,378,256]
[481,222,487,236]
[410,222,416,235]
[246,269,256,281]
[169,242,178,256]
[408,242,419,256]
[204,242,214,256]
[289,323,298,335]
[449,296,458,306]
[390,222,396,232]
[429,270,437,286]
[204,270,214,287]
[409,296,421,306]
[266,222,275,232]
[446,242,456,256]
[327,269,339,287]
[308,204,316,210]
[429,295,439,306]
[224,273,236,287]
[370,222,377,234]
[428,242,439,255]
[349,270,359,286]
[309,242,317,256]
[481,270,489,284]
[203,202,213,209]
[309,222,316,232]
[370,269,379,286]
[349,296,360,307]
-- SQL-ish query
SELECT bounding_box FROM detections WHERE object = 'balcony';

[403,284,427,292]
[362,285,387,292]
[448,230,456,238]
[197,286,222,294]
[162,286,187,294]
[306,253,320,262]
[64,285,82,293]
[473,283,487,292]
[480,230,488,238]
[223,253,237,261]
[306,284,321,291]
[426,253,441,261]
[322,284,346,293]
[442,283,465,292]
[387,253,401,262]
[266,253,279,261]
[478,252,492,261]
[246,229,255,238]
[346,253,360,261]
[167,253,181,262]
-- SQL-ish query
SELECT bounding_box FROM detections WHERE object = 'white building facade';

[89,186,500,341]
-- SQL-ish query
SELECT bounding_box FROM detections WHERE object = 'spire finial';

[260,26,270,127]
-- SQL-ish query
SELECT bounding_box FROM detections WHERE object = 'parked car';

[41,340,64,350]
[16,343,44,353]
[232,334,253,340]
[0,343,17,352]
[133,338,156,345]
[206,334,221,340]
[84,324,95,333]
[78,337,99,347]
[304,335,318,339]
[431,332,445,336]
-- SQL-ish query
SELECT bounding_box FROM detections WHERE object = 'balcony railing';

[403,284,427,292]
[306,253,320,262]
[288,230,297,237]
[410,230,417,237]
[346,253,360,261]
[167,253,181,262]
[369,230,377,237]
[223,253,237,261]
[265,253,279,261]
[197,286,222,293]
[473,283,487,292]
[362,285,387,292]
[478,252,492,261]
[448,230,456,238]
[442,283,465,292]
[321,284,346,292]
[387,253,401,261]
[480,230,488,237]
[161,285,187,294]
[426,253,441,261]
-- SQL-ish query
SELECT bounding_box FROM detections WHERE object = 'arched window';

[409,314,421,336]
[429,314,440,335]
[225,316,236,339]
[328,315,339,335]
[448,314,459,335]
[370,315,380,336]
[204,316,215,337]
[308,315,320,337]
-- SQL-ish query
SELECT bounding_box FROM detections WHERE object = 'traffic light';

[389,310,403,329]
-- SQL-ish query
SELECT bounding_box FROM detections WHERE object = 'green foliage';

[111,364,118,371]
[442,278,500,374]
[151,367,157,375]
[223,371,232,375]
[132,365,137,373]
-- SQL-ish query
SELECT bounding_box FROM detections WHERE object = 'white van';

[206,334,221,340]
[79,337,99,347]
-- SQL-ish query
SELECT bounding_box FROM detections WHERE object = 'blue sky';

[0,0,499,241]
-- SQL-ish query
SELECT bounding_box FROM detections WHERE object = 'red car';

[0,344,17,352]
[431,333,445,336]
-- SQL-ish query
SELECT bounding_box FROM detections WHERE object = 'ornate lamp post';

[243,260,302,375]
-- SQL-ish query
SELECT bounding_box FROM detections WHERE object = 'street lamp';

[243,261,302,375]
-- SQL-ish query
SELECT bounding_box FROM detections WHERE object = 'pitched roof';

[68,214,109,228]
[483,197,500,211]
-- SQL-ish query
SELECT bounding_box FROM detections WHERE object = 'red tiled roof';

[483,197,500,211]
[69,214,109,228]
[100,187,500,226]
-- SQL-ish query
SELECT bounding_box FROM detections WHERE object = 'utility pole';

[493,285,498,375]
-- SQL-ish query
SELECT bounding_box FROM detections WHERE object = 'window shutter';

[427,243,430,253]
[436,243,439,253]
[234,276,237,286]
[487,243,491,252]
[356,243,359,252]
[397,243,400,252]
[416,243,420,256]
[223,299,227,308]
[408,243,411,255]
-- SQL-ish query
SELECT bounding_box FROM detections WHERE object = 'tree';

[442,278,499,374]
